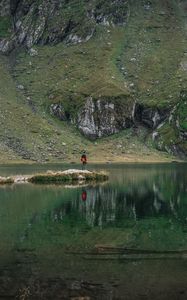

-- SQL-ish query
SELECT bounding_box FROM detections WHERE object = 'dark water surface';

[0,163,187,300]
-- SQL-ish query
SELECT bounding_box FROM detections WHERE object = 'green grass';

[119,0,187,108]
[0,55,91,162]
[12,1,187,150]
[13,26,131,117]
[0,0,187,161]
[178,101,187,131]
[0,16,12,38]
[157,90,187,152]
[28,171,108,183]
[1,51,165,163]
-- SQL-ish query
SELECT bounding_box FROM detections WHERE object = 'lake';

[0,163,187,300]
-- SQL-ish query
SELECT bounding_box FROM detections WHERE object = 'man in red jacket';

[81,151,87,170]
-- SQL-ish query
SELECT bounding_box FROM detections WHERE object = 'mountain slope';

[0,0,186,162]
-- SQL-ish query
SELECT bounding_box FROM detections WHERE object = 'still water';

[0,163,187,300]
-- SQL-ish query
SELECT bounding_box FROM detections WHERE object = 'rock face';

[0,0,129,53]
[0,39,14,53]
[150,91,187,157]
[49,97,170,140]
[77,97,133,139]
[50,104,67,121]
[76,98,170,139]
[134,104,169,129]
[0,0,10,17]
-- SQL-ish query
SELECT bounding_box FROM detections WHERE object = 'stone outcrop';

[48,97,170,140]
[149,91,187,158]
[0,39,14,54]
[76,98,169,139]
[134,104,169,129]
[0,0,129,53]
[77,97,133,139]
[0,0,10,17]
[50,104,67,121]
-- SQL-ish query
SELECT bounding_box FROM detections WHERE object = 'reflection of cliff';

[51,179,186,227]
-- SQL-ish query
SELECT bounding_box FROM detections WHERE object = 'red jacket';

[81,154,87,163]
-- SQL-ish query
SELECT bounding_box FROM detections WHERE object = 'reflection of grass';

[0,184,79,258]
[21,214,187,254]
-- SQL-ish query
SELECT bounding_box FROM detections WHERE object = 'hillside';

[0,0,186,163]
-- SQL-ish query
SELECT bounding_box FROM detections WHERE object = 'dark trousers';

[82,163,86,170]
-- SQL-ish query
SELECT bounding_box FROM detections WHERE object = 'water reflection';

[0,164,187,299]
[81,190,87,202]
[50,169,187,228]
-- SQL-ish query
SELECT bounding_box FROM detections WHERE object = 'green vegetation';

[0,16,12,38]
[13,26,130,116]
[0,51,170,163]
[119,0,187,108]
[178,100,187,132]
[0,27,171,162]
[28,170,108,183]
[13,0,187,110]
[0,0,186,161]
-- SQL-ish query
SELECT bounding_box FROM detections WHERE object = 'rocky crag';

[0,0,186,161]
[0,0,129,52]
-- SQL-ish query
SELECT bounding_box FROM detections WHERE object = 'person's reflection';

[81,190,87,202]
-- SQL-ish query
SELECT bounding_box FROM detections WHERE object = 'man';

[81,151,87,170]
